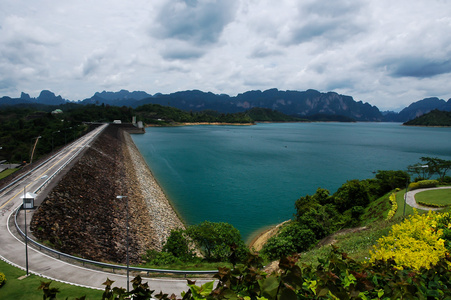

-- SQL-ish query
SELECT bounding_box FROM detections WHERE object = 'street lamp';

[30,136,41,166]
[21,189,36,277]
[116,195,129,292]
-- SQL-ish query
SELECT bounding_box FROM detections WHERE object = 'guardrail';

[34,124,106,194]
[0,124,105,195]
[13,204,217,276]
[12,123,217,276]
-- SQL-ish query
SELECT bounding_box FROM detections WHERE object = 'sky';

[1,0,451,111]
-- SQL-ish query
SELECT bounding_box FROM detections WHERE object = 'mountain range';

[1,88,451,122]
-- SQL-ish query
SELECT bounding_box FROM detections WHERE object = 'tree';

[186,221,248,262]
[375,170,410,195]
[295,188,331,219]
[419,157,451,182]
[162,229,194,261]
[261,222,316,260]
[333,179,370,212]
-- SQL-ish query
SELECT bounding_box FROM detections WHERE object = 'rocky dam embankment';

[30,124,184,264]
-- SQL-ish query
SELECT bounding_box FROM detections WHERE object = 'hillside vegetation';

[404,109,451,126]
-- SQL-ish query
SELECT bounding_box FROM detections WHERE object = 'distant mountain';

[0,90,67,106]
[245,107,308,122]
[36,90,66,105]
[94,90,151,101]
[404,109,451,127]
[128,89,383,121]
[384,97,451,122]
[2,88,450,123]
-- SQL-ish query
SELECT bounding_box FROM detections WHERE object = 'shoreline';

[147,122,255,127]
[123,131,186,249]
[248,220,290,251]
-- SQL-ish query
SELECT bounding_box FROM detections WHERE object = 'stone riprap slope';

[31,124,184,263]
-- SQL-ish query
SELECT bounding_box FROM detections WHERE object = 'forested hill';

[133,89,382,122]
[3,88,451,122]
[403,110,451,126]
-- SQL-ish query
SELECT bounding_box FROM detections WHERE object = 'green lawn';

[415,188,451,207]
[0,259,104,300]
[0,168,18,180]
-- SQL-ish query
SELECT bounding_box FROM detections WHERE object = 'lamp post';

[116,195,129,292]
[30,136,41,166]
[21,189,35,277]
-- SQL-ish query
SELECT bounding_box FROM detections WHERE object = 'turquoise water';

[131,123,451,241]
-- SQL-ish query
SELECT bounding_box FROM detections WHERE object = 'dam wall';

[31,124,184,263]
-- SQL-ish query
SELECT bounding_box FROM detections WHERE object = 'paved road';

[405,186,451,211]
[0,124,209,296]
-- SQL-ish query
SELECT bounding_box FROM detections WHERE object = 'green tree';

[261,222,316,260]
[375,170,410,195]
[162,229,194,261]
[186,221,248,263]
[333,179,370,212]
[419,157,451,182]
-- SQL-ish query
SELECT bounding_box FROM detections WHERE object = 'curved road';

[0,124,208,296]
[405,186,451,211]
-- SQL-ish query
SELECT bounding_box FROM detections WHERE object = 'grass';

[298,219,394,268]
[415,188,451,207]
[0,259,104,300]
[298,187,444,268]
[0,168,18,180]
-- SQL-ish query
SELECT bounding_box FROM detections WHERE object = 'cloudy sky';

[1,0,451,110]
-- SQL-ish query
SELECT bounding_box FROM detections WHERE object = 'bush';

[386,192,398,220]
[186,221,248,263]
[142,250,181,266]
[408,179,439,191]
[442,176,451,183]
[0,272,6,287]
[162,229,194,261]
[261,223,316,260]
[370,211,448,270]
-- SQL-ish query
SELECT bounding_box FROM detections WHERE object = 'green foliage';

[187,221,248,263]
[261,222,316,260]
[404,109,451,126]
[142,250,181,266]
[135,103,254,125]
[244,107,305,122]
[370,211,448,270]
[419,156,451,182]
[334,179,370,212]
[374,170,409,196]
[162,229,195,261]
[0,271,6,287]
[386,192,398,220]
[38,281,61,300]
[38,245,451,299]
[408,179,439,190]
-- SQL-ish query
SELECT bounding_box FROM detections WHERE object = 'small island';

[403,109,451,127]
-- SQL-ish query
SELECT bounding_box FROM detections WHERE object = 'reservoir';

[132,122,451,241]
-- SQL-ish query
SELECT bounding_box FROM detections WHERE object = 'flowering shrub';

[385,192,397,220]
[408,179,439,191]
[370,211,448,270]
[435,212,451,251]
[0,272,6,287]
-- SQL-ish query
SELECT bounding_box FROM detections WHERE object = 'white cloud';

[0,0,450,109]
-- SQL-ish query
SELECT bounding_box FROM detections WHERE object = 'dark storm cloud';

[386,57,451,78]
[152,0,238,45]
